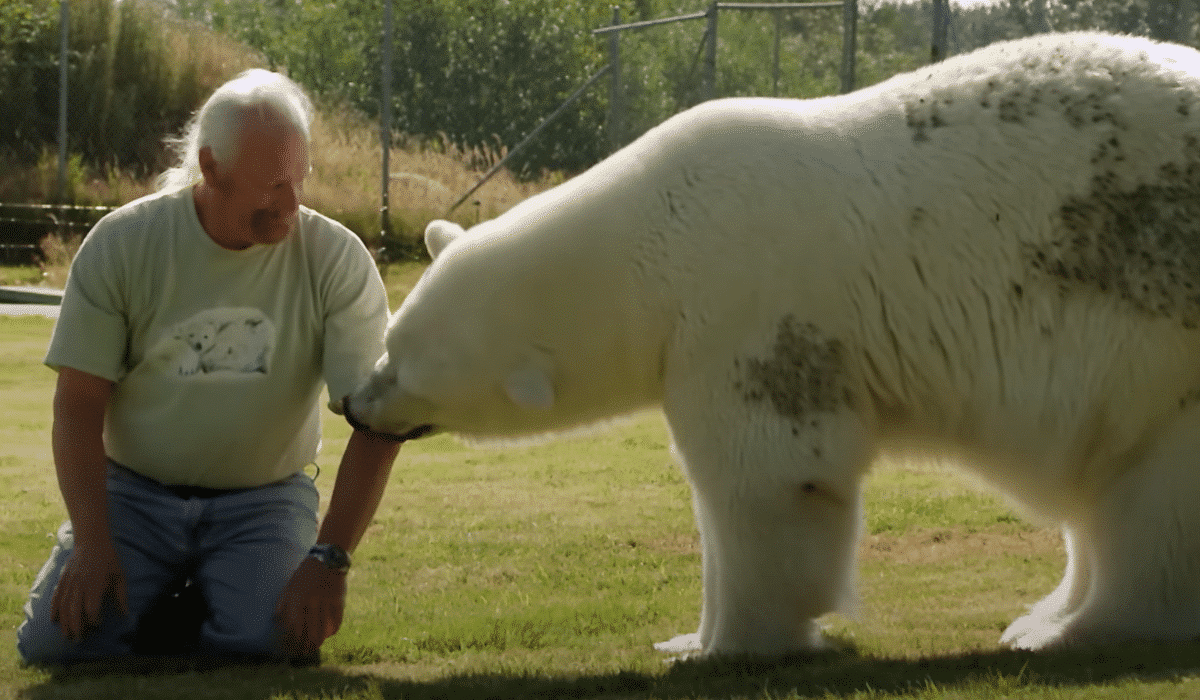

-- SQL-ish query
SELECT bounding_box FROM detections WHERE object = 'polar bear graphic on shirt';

[149,308,275,378]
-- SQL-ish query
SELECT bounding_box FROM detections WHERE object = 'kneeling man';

[17,69,400,665]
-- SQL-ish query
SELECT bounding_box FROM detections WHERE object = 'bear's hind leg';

[1006,412,1200,649]
[1000,525,1093,649]
[651,479,716,656]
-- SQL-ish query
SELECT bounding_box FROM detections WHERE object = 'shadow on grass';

[365,643,1200,698]
[17,641,1200,699]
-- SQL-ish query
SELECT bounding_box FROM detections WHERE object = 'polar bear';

[343,32,1200,656]
[147,317,216,376]
[199,316,274,374]
[148,308,275,378]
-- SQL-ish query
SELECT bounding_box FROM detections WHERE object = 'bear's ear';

[504,364,555,411]
[424,220,464,260]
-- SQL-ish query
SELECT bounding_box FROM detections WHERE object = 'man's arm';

[50,367,127,639]
[275,429,401,658]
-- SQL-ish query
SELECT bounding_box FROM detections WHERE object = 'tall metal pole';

[772,9,781,97]
[607,6,623,153]
[1181,0,1196,44]
[931,0,949,62]
[839,0,857,93]
[380,0,393,241]
[704,1,718,101]
[57,0,70,205]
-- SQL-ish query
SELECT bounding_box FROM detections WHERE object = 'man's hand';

[275,556,346,660]
[50,543,127,641]
[275,430,400,662]
[50,367,122,642]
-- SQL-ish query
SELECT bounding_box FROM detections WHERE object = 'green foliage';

[174,0,616,177]
[159,0,967,175]
[393,0,612,176]
[6,0,1200,189]
[0,0,260,177]
[0,0,64,161]
[876,0,1199,62]
[1004,0,1197,42]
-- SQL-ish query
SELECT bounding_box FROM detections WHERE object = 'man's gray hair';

[157,69,314,192]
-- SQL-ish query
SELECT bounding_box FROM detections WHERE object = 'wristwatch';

[307,543,351,574]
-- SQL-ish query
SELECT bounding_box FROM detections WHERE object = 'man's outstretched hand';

[275,556,346,662]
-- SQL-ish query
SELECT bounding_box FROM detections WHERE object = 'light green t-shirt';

[45,186,390,488]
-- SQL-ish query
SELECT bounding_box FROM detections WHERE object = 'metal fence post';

[840,0,857,93]
[380,0,393,241]
[57,0,70,207]
[608,6,623,153]
[931,0,949,62]
[772,8,782,96]
[704,1,718,101]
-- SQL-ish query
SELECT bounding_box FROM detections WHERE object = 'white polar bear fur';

[347,32,1200,655]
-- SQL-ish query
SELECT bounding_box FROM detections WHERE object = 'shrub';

[0,0,261,173]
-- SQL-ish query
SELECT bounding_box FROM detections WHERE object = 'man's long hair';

[156,69,314,192]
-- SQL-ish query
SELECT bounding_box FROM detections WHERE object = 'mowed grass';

[1,266,1200,697]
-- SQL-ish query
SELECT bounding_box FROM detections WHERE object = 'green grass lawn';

[2,272,1200,698]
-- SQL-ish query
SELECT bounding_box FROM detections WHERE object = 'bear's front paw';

[1001,613,1102,651]
[1000,614,1063,650]
[653,632,702,654]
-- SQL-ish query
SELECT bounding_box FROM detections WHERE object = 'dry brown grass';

[305,108,556,249]
[0,149,158,206]
[2,106,560,270]
[37,233,82,289]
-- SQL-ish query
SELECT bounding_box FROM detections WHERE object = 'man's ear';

[198,146,220,187]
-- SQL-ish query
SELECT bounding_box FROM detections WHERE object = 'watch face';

[312,544,351,572]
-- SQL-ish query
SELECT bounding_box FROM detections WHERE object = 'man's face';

[208,115,310,249]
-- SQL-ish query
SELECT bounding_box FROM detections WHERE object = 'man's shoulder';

[296,206,373,259]
[88,187,192,244]
[108,186,189,219]
[297,206,357,240]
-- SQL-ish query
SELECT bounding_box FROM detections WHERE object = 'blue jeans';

[16,463,319,664]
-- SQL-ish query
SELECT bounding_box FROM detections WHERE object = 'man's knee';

[17,523,76,664]
[15,521,183,665]
[198,602,285,660]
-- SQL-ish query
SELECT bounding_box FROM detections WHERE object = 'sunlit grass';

[2,313,1200,698]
